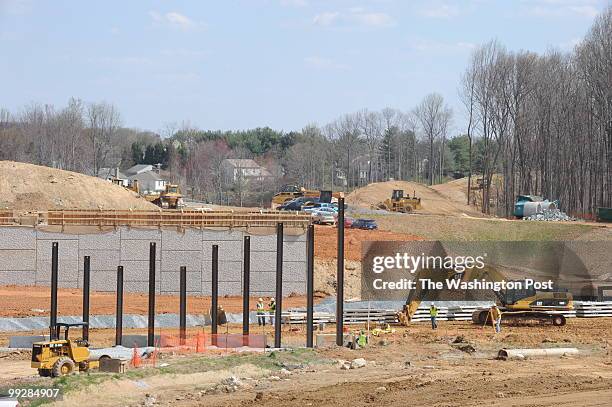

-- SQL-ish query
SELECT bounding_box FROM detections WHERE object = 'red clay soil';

[313,225,422,261]
[0,285,312,318]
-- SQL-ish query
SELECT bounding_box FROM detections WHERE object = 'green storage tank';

[596,207,612,222]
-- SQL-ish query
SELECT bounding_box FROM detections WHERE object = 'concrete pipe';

[522,202,542,217]
[498,347,579,360]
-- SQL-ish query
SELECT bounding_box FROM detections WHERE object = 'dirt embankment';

[0,285,313,318]
[312,225,422,297]
[0,161,158,210]
[346,180,485,217]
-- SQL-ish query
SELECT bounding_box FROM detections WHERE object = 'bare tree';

[413,93,452,185]
[86,102,122,175]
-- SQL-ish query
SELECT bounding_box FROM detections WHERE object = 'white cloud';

[313,11,339,26]
[304,56,349,70]
[418,3,459,19]
[149,10,204,30]
[559,37,582,50]
[352,12,395,27]
[0,0,32,15]
[280,0,308,7]
[160,48,207,58]
[408,39,476,53]
[312,8,395,28]
[522,1,600,18]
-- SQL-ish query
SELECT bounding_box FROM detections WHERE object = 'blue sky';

[0,0,607,134]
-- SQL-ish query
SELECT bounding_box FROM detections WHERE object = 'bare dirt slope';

[0,161,157,210]
[346,180,484,217]
[430,177,470,206]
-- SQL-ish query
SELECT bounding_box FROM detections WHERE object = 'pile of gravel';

[524,208,575,221]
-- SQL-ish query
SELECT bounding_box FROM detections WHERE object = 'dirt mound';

[314,225,422,261]
[0,161,158,210]
[346,180,484,217]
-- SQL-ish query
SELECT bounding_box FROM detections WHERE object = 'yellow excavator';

[376,189,421,213]
[397,264,573,327]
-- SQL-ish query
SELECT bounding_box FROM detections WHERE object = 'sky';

[0,0,608,135]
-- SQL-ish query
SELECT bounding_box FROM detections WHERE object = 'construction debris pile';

[524,208,575,222]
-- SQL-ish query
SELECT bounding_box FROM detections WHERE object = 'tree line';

[460,6,611,216]
[1,6,609,214]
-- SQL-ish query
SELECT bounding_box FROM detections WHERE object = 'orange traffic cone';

[131,344,141,368]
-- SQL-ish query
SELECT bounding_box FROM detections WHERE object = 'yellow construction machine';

[376,189,421,213]
[31,323,98,377]
[150,184,183,209]
[397,264,573,327]
[271,185,343,208]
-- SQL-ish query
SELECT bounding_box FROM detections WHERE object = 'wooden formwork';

[0,211,13,225]
[42,209,312,229]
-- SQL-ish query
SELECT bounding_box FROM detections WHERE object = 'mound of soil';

[346,180,484,217]
[0,161,158,210]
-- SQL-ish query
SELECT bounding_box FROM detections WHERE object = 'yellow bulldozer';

[150,184,183,209]
[376,189,422,213]
[397,264,573,327]
[31,323,98,377]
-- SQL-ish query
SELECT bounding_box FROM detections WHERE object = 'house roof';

[125,164,153,175]
[97,168,128,180]
[128,171,164,181]
[223,159,261,168]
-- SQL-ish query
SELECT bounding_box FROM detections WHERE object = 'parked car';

[303,202,338,213]
[312,207,337,225]
[279,197,319,211]
[343,216,354,228]
[351,218,378,230]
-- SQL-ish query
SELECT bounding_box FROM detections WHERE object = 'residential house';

[97,167,129,187]
[221,159,271,184]
[125,164,166,194]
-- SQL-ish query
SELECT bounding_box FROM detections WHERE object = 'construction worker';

[268,297,276,325]
[491,304,502,333]
[357,330,368,348]
[429,303,438,330]
[256,298,266,326]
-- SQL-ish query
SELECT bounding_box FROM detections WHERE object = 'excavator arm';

[397,264,510,326]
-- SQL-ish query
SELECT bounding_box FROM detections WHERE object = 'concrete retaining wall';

[0,226,306,296]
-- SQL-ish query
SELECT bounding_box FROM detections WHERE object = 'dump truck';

[376,189,421,213]
[32,322,99,377]
[397,264,572,327]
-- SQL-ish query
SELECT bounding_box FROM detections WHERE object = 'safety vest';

[490,307,502,320]
[430,306,438,317]
[256,302,264,314]
[269,301,276,311]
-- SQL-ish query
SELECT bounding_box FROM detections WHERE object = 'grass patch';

[371,214,600,241]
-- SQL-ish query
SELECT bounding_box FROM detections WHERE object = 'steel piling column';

[242,236,251,338]
[336,197,345,346]
[274,223,283,349]
[306,224,315,348]
[50,242,59,340]
[211,245,219,346]
[115,266,124,346]
[147,242,156,347]
[179,266,187,345]
[83,256,91,341]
